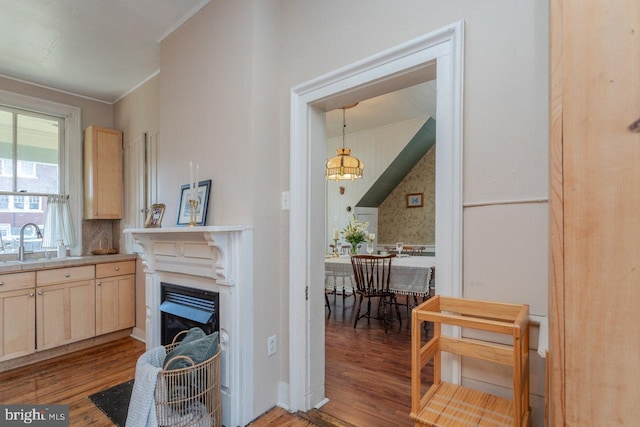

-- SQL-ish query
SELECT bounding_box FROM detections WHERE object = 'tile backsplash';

[82,219,120,255]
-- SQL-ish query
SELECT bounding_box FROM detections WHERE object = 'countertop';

[0,253,138,274]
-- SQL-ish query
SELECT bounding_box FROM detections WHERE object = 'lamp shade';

[326,148,364,181]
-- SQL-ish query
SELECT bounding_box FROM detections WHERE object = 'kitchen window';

[0,89,81,255]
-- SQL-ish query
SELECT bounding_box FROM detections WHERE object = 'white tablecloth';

[325,255,435,296]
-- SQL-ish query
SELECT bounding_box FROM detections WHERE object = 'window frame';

[0,89,82,256]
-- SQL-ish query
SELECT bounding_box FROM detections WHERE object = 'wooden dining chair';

[325,264,356,306]
[404,245,426,256]
[351,254,402,333]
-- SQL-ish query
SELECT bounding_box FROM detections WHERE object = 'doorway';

[288,21,464,412]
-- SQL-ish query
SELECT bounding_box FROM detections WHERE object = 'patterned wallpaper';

[378,146,435,245]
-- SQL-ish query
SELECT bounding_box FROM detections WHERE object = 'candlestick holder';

[332,238,340,257]
[187,199,199,227]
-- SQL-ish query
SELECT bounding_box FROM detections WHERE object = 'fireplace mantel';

[125,226,251,282]
[124,225,254,427]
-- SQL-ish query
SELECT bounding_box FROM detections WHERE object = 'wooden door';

[0,288,35,361]
[550,1,640,424]
[95,275,135,335]
[36,280,95,350]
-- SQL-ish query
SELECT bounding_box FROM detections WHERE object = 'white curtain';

[42,194,75,248]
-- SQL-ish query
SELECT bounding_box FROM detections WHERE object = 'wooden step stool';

[410,296,530,427]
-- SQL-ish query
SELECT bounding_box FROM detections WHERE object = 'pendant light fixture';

[326,103,364,181]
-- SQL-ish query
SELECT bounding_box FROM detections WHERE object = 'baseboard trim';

[130,327,146,343]
[0,329,132,372]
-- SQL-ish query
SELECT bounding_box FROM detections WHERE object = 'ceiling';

[325,81,437,139]
[0,0,211,103]
[0,1,436,129]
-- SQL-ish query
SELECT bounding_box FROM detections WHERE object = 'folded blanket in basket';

[126,345,167,427]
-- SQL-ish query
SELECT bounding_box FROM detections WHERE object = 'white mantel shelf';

[124,225,254,427]
[124,226,252,283]
[125,225,251,234]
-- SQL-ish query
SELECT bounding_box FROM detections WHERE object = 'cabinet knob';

[115,267,120,271]
[65,273,70,278]
[0,282,4,286]
[37,290,43,295]
[29,292,34,297]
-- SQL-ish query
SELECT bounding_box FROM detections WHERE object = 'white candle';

[195,164,199,199]
[190,161,194,200]
[333,228,339,239]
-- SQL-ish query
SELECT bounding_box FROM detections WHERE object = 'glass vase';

[350,244,358,255]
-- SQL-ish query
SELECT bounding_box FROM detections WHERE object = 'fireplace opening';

[160,283,220,345]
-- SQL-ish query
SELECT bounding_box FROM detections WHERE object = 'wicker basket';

[154,331,222,427]
[91,237,118,255]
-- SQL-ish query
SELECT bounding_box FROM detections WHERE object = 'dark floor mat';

[88,379,134,426]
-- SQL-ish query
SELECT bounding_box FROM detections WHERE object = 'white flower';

[342,215,369,246]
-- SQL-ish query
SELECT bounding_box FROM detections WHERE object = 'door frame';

[288,20,464,412]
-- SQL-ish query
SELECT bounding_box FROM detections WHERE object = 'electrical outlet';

[281,191,290,210]
[267,335,277,356]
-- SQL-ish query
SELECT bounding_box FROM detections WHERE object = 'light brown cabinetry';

[35,266,96,350]
[84,125,123,219]
[95,261,135,335]
[0,272,36,361]
[0,258,136,364]
[550,1,640,424]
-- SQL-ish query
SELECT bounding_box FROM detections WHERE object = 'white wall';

[158,0,282,416]
[280,2,548,423]
[114,75,160,341]
[124,0,549,424]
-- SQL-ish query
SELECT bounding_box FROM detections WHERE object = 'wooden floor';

[0,293,430,426]
[0,337,146,426]
[320,291,431,427]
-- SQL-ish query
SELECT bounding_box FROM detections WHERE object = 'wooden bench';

[411,296,530,427]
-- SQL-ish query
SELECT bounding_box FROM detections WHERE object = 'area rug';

[88,379,134,427]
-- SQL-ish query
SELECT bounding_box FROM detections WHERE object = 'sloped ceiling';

[356,117,436,208]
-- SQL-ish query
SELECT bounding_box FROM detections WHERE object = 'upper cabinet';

[84,126,123,219]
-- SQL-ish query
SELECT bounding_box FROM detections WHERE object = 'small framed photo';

[177,179,212,226]
[145,204,166,228]
[406,193,424,208]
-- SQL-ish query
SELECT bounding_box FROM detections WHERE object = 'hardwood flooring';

[321,292,431,427]
[0,293,429,426]
[0,336,146,426]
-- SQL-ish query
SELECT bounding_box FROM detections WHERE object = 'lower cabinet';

[36,265,96,351]
[96,260,136,335]
[96,275,135,335]
[0,272,36,361]
[0,259,135,362]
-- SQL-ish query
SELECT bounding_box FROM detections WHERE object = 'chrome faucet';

[18,223,42,261]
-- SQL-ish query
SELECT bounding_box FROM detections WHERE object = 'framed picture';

[144,204,166,228]
[406,193,424,208]
[177,179,212,226]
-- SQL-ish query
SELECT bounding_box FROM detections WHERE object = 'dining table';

[324,254,435,297]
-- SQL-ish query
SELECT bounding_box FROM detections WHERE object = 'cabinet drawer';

[0,272,36,292]
[37,265,95,286]
[96,261,135,278]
